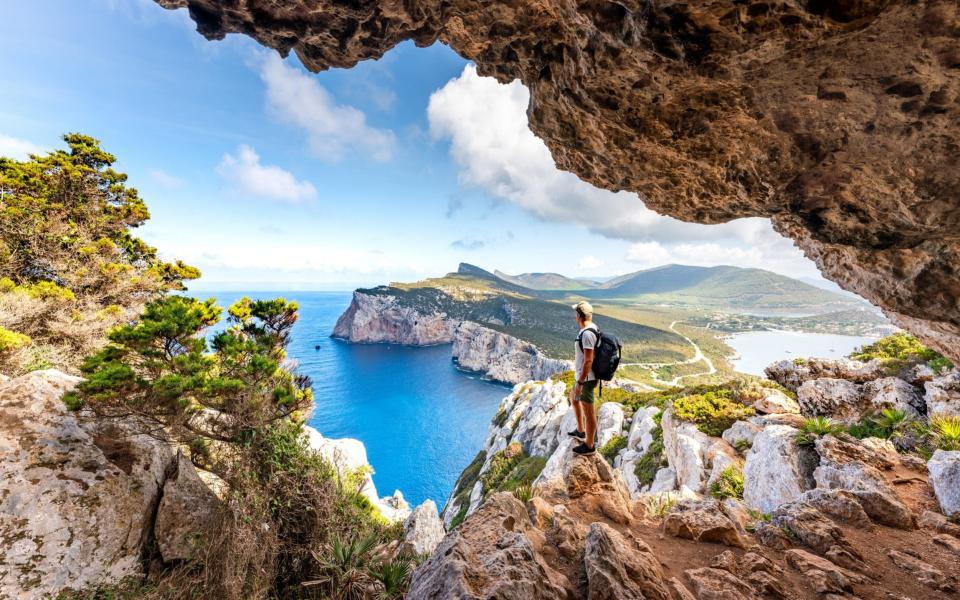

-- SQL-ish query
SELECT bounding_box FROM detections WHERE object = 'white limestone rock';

[796,378,867,424]
[765,357,885,391]
[628,406,660,453]
[753,388,800,415]
[661,408,712,493]
[721,420,763,450]
[452,321,571,384]
[332,290,454,345]
[533,410,579,489]
[303,426,409,522]
[155,451,221,563]
[402,500,446,556]
[705,440,740,490]
[0,370,176,598]
[924,372,960,418]
[904,363,936,386]
[862,377,923,417]
[596,402,625,448]
[814,460,913,529]
[649,467,678,493]
[928,450,960,517]
[743,425,814,513]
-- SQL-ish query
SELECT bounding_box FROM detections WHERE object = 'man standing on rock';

[568,300,599,455]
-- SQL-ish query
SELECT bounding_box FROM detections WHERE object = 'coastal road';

[622,321,716,387]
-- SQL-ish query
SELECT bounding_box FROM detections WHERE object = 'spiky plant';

[796,416,844,446]
[931,415,960,451]
[368,556,413,599]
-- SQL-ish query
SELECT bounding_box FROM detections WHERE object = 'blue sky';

[0,0,826,291]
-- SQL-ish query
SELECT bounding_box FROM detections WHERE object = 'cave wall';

[157,0,960,360]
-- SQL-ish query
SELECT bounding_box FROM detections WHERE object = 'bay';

[728,329,876,376]
[208,291,509,507]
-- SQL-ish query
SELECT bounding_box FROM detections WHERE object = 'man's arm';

[578,348,594,384]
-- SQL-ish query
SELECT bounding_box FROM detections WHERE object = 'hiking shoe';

[567,429,586,440]
[572,443,596,455]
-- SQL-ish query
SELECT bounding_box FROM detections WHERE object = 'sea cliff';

[333,291,570,385]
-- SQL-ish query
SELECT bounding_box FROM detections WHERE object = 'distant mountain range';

[483,263,864,310]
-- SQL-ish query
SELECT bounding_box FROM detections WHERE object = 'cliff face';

[452,321,571,385]
[333,291,569,385]
[158,0,960,363]
[331,291,454,345]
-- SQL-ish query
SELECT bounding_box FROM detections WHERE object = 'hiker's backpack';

[577,326,622,381]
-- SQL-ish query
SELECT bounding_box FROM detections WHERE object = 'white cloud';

[0,134,44,160]
[576,256,606,271]
[217,145,317,203]
[149,168,184,189]
[259,54,396,162]
[428,65,750,243]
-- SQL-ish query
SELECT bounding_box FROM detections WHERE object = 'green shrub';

[796,416,844,446]
[734,438,752,453]
[848,408,911,441]
[709,465,744,500]
[850,332,952,373]
[932,416,960,451]
[512,484,534,503]
[492,406,509,428]
[0,326,30,353]
[672,390,755,437]
[479,443,547,499]
[643,493,678,518]
[445,451,486,529]
[599,435,628,464]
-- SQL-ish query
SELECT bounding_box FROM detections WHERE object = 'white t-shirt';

[575,324,598,382]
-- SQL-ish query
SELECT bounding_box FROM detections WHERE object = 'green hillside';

[582,264,859,309]
[493,270,596,291]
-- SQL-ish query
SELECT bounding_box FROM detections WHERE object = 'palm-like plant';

[368,556,413,599]
[796,416,844,446]
[932,415,960,451]
[875,408,911,439]
[304,534,379,600]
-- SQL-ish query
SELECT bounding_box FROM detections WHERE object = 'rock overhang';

[156,0,960,361]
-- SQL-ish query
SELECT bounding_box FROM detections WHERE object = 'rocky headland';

[332,290,570,384]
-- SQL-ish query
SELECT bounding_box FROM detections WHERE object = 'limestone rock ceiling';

[157,0,960,361]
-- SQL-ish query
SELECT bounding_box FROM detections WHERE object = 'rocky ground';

[427,356,960,599]
[0,370,437,600]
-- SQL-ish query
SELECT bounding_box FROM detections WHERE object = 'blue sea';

[208,291,509,507]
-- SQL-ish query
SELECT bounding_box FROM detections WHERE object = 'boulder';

[743,425,814,513]
[661,499,746,548]
[784,549,865,594]
[814,460,914,529]
[924,372,960,417]
[904,363,936,386]
[546,504,588,560]
[564,454,634,525]
[928,450,960,517]
[753,388,800,415]
[155,451,220,562]
[771,501,856,556]
[627,406,659,453]
[815,434,898,471]
[683,567,755,600]
[796,378,867,424]
[402,500,446,556]
[862,377,924,417]
[886,549,956,592]
[407,493,570,599]
[793,489,872,529]
[933,533,960,556]
[495,380,569,458]
[584,522,671,600]
[0,370,176,598]
[616,449,644,499]
[533,410,578,488]
[721,420,762,450]
[704,440,739,491]
[747,412,806,428]
[918,509,960,537]
[765,358,885,392]
[661,408,711,493]
[648,467,677,493]
[596,402,624,448]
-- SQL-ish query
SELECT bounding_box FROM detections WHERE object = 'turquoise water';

[728,330,876,376]
[209,292,509,506]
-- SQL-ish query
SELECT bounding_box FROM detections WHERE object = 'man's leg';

[583,400,597,449]
[572,399,584,433]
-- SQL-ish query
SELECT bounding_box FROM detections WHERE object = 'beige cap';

[571,300,594,316]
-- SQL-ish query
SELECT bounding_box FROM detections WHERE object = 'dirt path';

[621,321,716,386]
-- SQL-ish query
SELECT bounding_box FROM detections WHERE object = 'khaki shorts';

[577,380,599,404]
